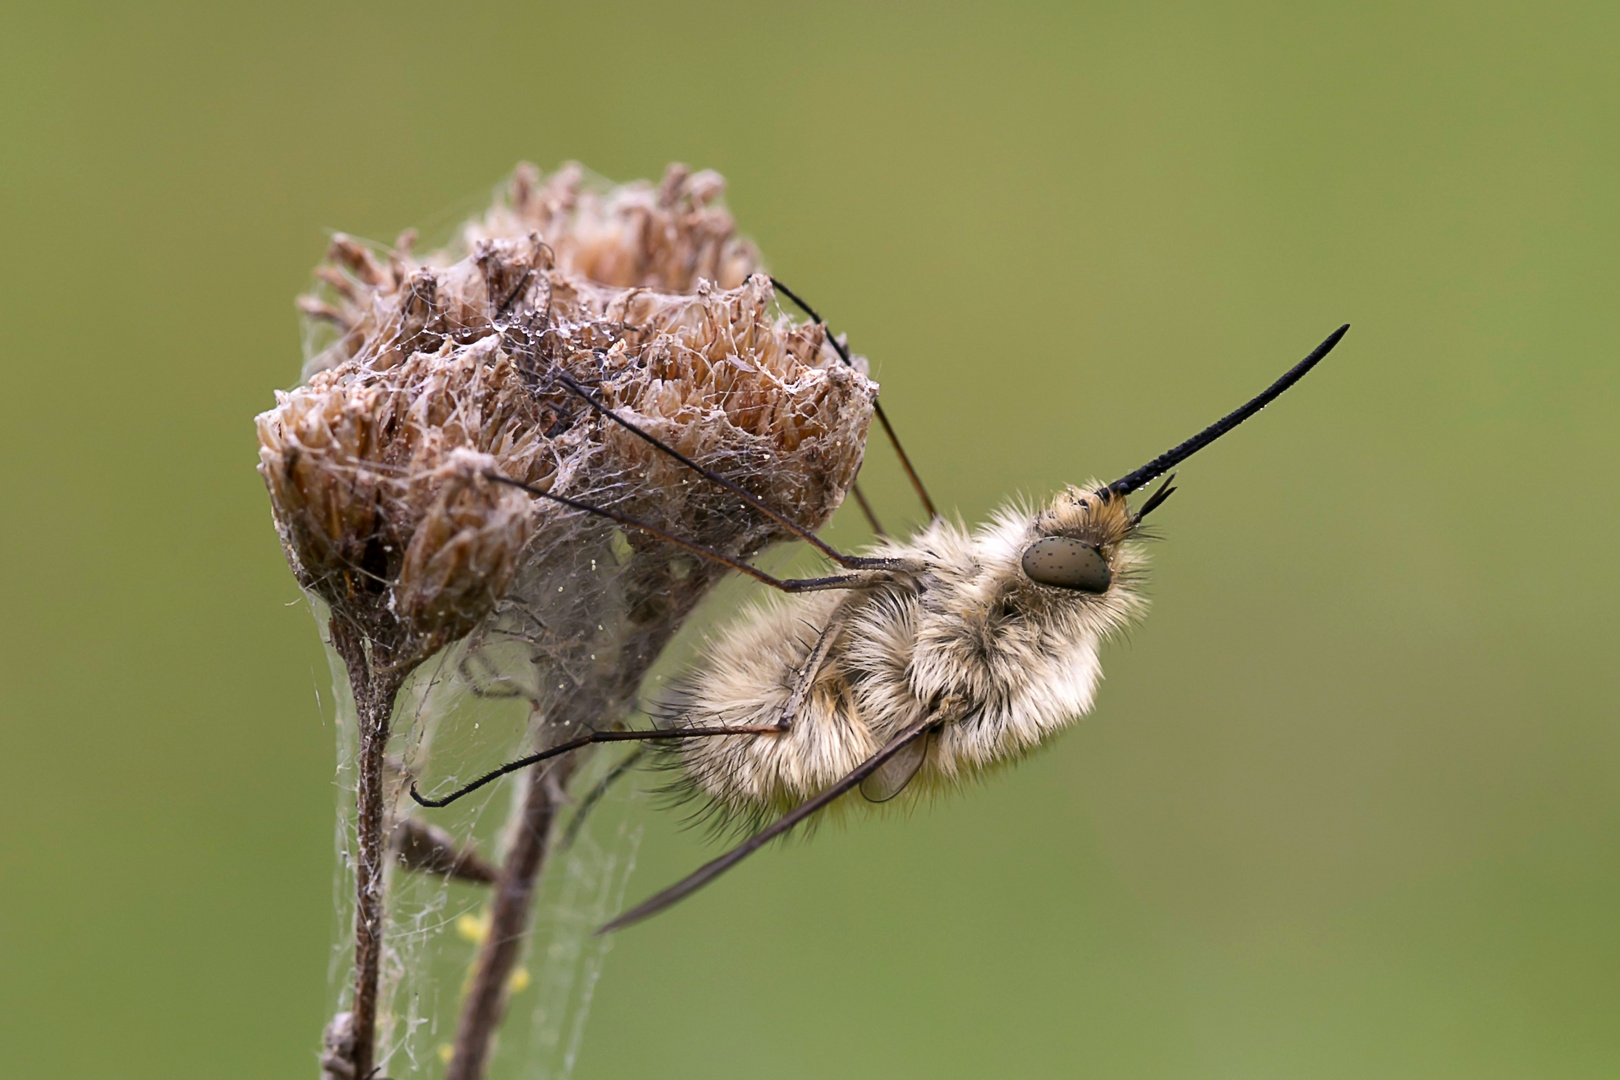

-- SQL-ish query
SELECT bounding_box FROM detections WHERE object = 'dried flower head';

[470,161,760,293]
[257,162,875,669]
[263,163,881,1080]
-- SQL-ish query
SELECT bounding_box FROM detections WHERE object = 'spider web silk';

[319,610,647,1080]
[266,163,878,1080]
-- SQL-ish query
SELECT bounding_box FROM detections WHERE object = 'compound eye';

[1021,537,1111,593]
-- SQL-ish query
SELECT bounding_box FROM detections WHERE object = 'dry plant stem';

[329,617,407,1080]
[258,165,878,1076]
[446,561,725,1080]
[443,747,580,1080]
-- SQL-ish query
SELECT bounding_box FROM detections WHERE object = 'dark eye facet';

[1021,537,1111,593]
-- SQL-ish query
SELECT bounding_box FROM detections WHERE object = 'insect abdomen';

[659,591,883,830]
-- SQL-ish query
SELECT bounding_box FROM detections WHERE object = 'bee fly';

[411,282,1349,934]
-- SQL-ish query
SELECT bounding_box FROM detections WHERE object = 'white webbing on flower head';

[261,163,876,1080]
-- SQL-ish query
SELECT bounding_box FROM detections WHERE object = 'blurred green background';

[3,1,1617,1076]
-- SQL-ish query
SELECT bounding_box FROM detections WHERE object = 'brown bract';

[257,162,875,669]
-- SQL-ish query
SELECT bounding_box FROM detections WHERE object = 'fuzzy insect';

[411,288,1348,934]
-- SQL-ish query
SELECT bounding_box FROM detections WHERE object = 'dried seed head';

[258,164,874,668]
[470,161,761,293]
[256,342,545,658]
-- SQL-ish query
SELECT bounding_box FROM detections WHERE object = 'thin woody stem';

[443,734,581,1080]
[327,617,406,1080]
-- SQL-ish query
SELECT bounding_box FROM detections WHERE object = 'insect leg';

[550,371,908,572]
[849,484,887,538]
[409,723,793,809]
[485,472,918,593]
[596,712,939,934]
[559,614,854,843]
[560,746,648,849]
[769,276,938,521]
[779,611,846,729]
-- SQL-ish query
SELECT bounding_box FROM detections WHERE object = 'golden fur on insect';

[660,482,1149,833]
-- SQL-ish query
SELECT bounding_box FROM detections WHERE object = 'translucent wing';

[859,733,928,802]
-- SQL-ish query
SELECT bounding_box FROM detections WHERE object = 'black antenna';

[1105,325,1349,498]
[770,277,939,520]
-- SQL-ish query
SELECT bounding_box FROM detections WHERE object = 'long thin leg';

[850,484,886,538]
[597,712,938,934]
[769,277,939,520]
[779,614,844,730]
[557,614,846,844]
[410,723,790,809]
[486,472,919,594]
[560,746,647,849]
[418,606,859,817]
[551,371,901,571]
